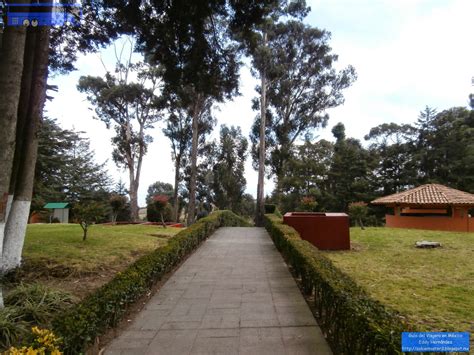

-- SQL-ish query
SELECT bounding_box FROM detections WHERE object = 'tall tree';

[212,125,248,212]
[0,25,27,269]
[415,107,474,191]
[327,123,374,211]
[3,26,50,272]
[250,20,356,203]
[77,41,163,221]
[0,0,123,275]
[365,123,417,195]
[277,139,333,213]
[163,104,192,221]
[32,118,111,213]
[108,1,285,224]
[237,0,309,225]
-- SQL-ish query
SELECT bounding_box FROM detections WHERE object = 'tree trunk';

[3,27,50,272]
[187,101,200,226]
[129,181,139,222]
[0,27,27,266]
[358,217,365,230]
[10,27,36,198]
[82,224,88,241]
[111,212,117,224]
[255,32,267,227]
[173,155,181,222]
[160,213,166,228]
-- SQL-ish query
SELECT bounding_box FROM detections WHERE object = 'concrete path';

[105,227,332,355]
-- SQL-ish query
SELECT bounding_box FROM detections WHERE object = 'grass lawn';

[23,223,181,271]
[324,227,474,334]
[14,224,183,298]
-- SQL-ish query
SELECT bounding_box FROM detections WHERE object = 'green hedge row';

[264,214,411,355]
[53,211,250,354]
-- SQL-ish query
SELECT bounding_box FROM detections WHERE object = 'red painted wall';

[283,212,350,250]
[386,207,472,232]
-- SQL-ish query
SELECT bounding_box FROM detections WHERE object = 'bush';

[52,210,250,354]
[0,307,29,351]
[264,214,411,354]
[264,204,276,214]
[0,284,75,352]
[5,283,75,325]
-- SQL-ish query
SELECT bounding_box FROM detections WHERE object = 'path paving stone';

[105,227,332,355]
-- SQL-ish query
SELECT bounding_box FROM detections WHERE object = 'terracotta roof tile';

[371,184,474,206]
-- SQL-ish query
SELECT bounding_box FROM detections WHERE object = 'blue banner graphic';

[402,332,470,352]
[4,2,82,27]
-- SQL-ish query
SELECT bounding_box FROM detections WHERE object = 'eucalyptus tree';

[212,125,248,212]
[0,0,123,275]
[78,44,163,221]
[2,25,51,273]
[0,25,27,268]
[105,0,283,224]
[163,106,191,222]
[250,20,356,205]
[243,0,309,225]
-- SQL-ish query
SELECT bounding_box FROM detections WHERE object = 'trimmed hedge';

[53,211,250,354]
[264,214,412,355]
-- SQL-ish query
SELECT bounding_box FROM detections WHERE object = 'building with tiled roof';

[371,184,474,232]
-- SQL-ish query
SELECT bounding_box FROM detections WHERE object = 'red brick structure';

[371,184,474,232]
[283,212,350,250]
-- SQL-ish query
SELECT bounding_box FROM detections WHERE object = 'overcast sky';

[45,0,474,206]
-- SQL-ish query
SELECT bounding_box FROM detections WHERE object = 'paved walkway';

[105,227,332,355]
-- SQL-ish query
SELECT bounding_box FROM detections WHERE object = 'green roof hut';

[44,202,69,223]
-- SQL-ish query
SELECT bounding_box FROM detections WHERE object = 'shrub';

[264,204,276,214]
[264,213,411,354]
[52,210,250,354]
[0,284,75,352]
[297,196,318,212]
[348,201,369,229]
[0,307,29,351]
[5,283,75,325]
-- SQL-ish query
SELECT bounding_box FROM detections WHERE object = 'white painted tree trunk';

[5,195,13,219]
[2,200,30,271]
[0,195,13,264]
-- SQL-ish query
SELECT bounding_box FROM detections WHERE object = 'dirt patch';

[6,254,151,300]
[350,242,365,251]
[147,233,174,238]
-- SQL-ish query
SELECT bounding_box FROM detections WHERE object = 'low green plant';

[264,213,411,354]
[52,210,250,354]
[5,283,75,325]
[0,307,29,351]
[264,204,276,214]
[0,284,75,352]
